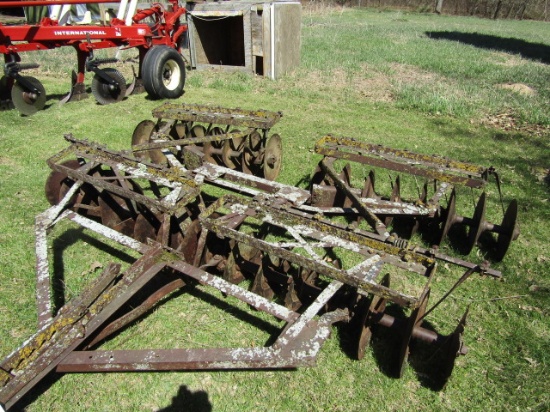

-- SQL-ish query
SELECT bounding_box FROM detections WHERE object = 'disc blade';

[263,133,282,181]
[439,189,457,245]
[44,159,82,205]
[91,68,126,105]
[466,192,487,253]
[131,120,156,162]
[495,199,519,261]
[11,76,46,116]
[396,288,430,378]
[356,273,390,360]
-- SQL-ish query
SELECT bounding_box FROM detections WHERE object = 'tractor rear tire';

[142,46,186,100]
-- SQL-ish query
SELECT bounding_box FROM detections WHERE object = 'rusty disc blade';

[223,250,245,285]
[97,172,142,235]
[356,273,390,360]
[171,122,187,139]
[495,199,519,261]
[242,131,262,175]
[178,219,202,263]
[150,122,172,166]
[202,142,217,165]
[438,307,469,387]
[131,120,156,162]
[263,134,282,181]
[133,211,161,244]
[222,134,243,170]
[396,288,430,378]
[439,189,457,245]
[190,124,206,138]
[44,159,82,206]
[250,266,275,301]
[466,192,487,254]
[209,126,225,148]
[98,194,136,235]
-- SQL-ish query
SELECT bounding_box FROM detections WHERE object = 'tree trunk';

[435,0,444,13]
[493,0,503,18]
[518,3,526,19]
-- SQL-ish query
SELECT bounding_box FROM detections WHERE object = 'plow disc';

[0,104,521,410]
[10,76,46,115]
[90,68,127,105]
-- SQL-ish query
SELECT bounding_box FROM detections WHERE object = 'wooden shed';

[185,0,301,79]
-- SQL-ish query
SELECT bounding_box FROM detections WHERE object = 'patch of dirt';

[491,52,524,67]
[351,69,394,103]
[0,157,17,167]
[498,83,537,96]
[388,63,439,85]
[529,167,550,184]
[298,68,394,103]
[479,112,550,136]
[355,63,441,103]
[297,63,446,104]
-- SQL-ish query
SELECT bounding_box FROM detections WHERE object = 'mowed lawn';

[0,7,548,411]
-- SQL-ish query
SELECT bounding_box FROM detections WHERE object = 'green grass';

[0,7,549,412]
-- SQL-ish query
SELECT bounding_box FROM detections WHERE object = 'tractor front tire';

[142,46,186,100]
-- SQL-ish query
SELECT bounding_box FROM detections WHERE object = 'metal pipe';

[377,313,441,344]
[116,0,128,20]
[124,0,138,26]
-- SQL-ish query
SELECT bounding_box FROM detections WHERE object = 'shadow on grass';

[8,372,64,412]
[157,385,212,412]
[51,227,137,312]
[10,372,213,412]
[426,31,550,64]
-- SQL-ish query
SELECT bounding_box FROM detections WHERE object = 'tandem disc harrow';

[0,105,520,410]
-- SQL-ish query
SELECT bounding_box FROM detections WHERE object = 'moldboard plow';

[0,0,188,115]
[0,104,519,410]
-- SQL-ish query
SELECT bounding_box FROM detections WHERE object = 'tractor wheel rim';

[162,60,180,90]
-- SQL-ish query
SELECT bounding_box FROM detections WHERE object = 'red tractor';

[0,0,188,115]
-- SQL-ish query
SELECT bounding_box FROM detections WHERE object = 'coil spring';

[392,237,409,249]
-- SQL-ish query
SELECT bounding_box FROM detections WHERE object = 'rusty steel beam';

[152,103,283,130]
[132,129,255,153]
[315,135,490,188]
[310,185,435,215]
[57,310,349,372]
[0,247,168,410]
